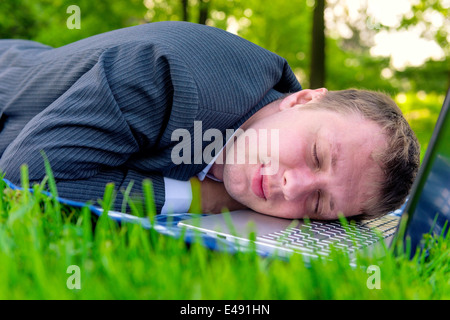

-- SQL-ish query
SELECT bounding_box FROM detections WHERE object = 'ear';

[279,88,328,111]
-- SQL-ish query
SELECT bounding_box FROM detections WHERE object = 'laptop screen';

[402,89,450,258]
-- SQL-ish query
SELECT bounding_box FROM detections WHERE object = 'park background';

[1,0,449,160]
[0,0,449,300]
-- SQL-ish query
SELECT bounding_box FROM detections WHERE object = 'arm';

[0,46,169,213]
[189,176,248,213]
[0,38,203,214]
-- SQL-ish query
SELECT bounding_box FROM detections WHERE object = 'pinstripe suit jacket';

[0,21,302,213]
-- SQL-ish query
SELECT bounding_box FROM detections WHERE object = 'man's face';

[217,90,387,220]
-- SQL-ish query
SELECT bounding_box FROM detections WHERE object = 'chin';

[223,166,248,195]
[228,186,254,210]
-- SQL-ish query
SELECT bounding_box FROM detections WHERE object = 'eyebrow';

[331,142,341,171]
[328,142,340,215]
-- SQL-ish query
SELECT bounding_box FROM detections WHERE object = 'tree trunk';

[310,0,326,89]
[199,0,210,25]
[181,0,189,22]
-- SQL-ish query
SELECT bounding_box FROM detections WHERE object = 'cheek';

[276,202,306,219]
[222,163,249,198]
[277,129,312,163]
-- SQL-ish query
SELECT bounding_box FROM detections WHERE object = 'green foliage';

[394,59,449,94]
[0,0,40,39]
[399,0,449,51]
[0,0,148,47]
[325,38,394,92]
[0,169,449,299]
[0,0,447,93]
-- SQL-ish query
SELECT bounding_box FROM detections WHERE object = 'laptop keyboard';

[256,215,400,256]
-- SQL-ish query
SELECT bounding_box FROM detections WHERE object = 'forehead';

[305,108,385,152]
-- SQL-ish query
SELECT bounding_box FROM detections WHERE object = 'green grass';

[0,165,449,300]
[0,91,448,300]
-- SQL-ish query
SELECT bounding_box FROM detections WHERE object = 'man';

[203,88,420,220]
[0,21,420,220]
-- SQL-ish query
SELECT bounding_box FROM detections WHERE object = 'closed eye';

[315,190,321,214]
[313,142,320,168]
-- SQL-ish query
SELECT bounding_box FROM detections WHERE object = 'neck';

[210,162,224,181]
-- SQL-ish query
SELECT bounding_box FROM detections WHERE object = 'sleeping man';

[0,21,420,220]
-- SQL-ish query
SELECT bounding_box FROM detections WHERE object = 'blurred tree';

[213,0,313,86]
[181,0,189,21]
[0,0,442,157]
[400,0,448,54]
[324,0,448,93]
[1,0,148,47]
[176,0,210,24]
[310,0,326,88]
[1,0,444,94]
[0,0,40,39]
[396,0,449,92]
[323,0,394,92]
[198,0,210,25]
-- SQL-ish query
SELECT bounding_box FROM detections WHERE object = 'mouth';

[251,164,266,200]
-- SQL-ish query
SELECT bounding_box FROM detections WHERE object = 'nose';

[282,167,323,201]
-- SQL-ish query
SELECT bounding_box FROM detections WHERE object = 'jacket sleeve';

[0,45,178,214]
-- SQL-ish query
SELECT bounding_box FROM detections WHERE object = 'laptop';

[178,88,450,259]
